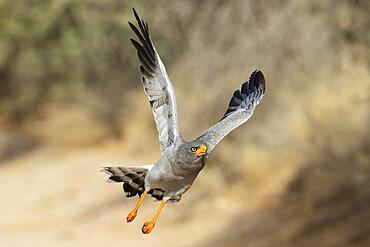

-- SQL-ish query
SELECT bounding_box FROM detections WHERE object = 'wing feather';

[196,70,266,153]
[130,9,181,152]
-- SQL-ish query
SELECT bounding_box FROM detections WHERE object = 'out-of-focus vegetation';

[0,0,369,246]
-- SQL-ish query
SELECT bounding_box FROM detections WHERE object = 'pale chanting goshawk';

[101,9,266,234]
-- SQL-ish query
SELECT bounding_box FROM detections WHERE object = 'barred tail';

[101,165,153,197]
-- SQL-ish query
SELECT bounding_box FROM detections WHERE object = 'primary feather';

[129,8,181,152]
[197,70,265,153]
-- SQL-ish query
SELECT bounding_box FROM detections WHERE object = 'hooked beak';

[196,145,207,157]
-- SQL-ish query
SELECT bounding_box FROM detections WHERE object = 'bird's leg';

[126,191,147,223]
[142,200,166,234]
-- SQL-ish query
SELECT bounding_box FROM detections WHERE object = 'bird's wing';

[129,9,181,152]
[196,70,266,153]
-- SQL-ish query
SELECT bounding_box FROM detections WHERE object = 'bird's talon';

[142,221,155,234]
[126,211,137,223]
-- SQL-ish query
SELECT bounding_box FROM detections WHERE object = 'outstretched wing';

[129,9,181,152]
[196,70,266,153]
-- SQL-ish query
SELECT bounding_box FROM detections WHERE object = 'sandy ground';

[0,139,295,247]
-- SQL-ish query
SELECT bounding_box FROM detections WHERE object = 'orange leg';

[126,191,147,223]
[142,200,166,234]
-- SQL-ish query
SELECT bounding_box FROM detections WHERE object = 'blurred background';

[0,0,369,246]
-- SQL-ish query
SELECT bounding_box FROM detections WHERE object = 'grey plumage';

[101,9,266,204]
[129,9,181,152]
[197,70,265,153]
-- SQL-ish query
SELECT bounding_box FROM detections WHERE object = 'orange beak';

[195,145,207,157]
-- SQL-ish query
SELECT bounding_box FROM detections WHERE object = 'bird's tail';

[101,165,153,198]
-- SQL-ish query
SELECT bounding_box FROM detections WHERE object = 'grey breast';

[145,144,206,197]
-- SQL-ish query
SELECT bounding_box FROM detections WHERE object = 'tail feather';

[101,165,164,200]
[101,166,150,197]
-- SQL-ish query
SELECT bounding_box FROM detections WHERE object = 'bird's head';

[178,141,208,163]
[190,144,207,157]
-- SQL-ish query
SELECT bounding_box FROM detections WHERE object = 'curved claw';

[126,210,137,223]
[141,200,166,234]
[142,221,155,234]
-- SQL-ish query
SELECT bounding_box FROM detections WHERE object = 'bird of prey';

[101,8,266,234]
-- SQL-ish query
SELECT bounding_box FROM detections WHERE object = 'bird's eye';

[191,147,197,152]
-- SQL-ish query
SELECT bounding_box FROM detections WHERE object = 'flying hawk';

[101,8,266,234]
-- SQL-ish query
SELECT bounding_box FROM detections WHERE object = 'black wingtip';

[130,38,139,47]
[220,69,266,121]
[132,8,138,17]
[250,70,266,93]
[132,8,141,23]
[128,21,135,30]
